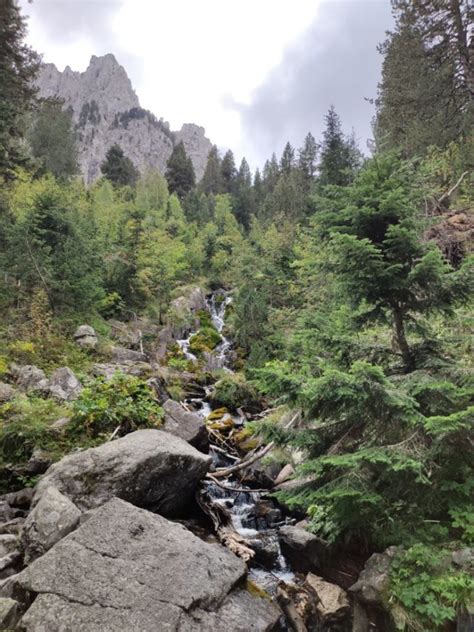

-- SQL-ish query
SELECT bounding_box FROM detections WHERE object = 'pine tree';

[220,149,237,194]
[200,146,222,195]
[298,132,318,184]
[319,106,360,186]
[29,99,78,179]
[0,0,40,180]
[280,142,295,174]
[233,158,254,230]
[376,25,466,155]
[319,153,472,371]
[101,145,139,187]
[262,153,280,195]
[392,0,473,103]
[164,141,195,198]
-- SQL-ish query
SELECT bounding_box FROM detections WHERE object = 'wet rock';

[0,382,16,403]
[33,429,212,517]
[349,546,399,606]
[279,525,328,573]
[109,346,147,363]
[0,597,21,629]
[48,367,82,401]
[73,324,98,349]
[21,486,81,564]
[248,534,280,567]
[305,573,350,624]
[13,365,49,394]
[253,500,283,529]
[162,399,209,451]
[16,498,259,631]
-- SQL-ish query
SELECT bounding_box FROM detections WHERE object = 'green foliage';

[319,106,361,186]
[100,144,139,187]
[165,141,195,198]
[0,395,68,464]
[0,0,40,179]
[210,373,261,411]
[189,326,221,355]
[389,545,474,631]
[70,373,162,438]
[29,99,78,179]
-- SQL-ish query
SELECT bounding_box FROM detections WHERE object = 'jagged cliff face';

[36,54,212,183]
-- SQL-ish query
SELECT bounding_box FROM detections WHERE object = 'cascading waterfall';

[179,290,296,594]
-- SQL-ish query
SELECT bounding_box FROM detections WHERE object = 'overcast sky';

[20,0,393,168]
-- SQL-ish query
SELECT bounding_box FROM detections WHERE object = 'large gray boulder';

[279,525,327,573]
[47,367,82,401]
[162,399,209,451]
[20,486,81,563]
[304,573,350,625]
[13,365,49,394]
[73,324,98,349]
[33,429,211,516]
[17,498,280,631]
[349,546,399,605]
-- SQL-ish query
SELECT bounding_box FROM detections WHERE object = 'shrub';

[69,373,163,438]
[189,327,221,355]
[389,544,474,631]
[210,373,261,411]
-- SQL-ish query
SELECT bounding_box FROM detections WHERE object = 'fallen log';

[211,442,275,479]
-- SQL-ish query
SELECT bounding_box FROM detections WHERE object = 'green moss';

[245,579,271,600]
[210,373,261,411]
[189,327,221,355]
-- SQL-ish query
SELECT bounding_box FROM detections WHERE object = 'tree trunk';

[450,0,474,101]
[393,306,413,372]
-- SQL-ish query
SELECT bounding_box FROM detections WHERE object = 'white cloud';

[21,0,321,164]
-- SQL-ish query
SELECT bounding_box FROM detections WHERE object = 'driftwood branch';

[211,442,275,479]
[205,473,268,494]
[437,170,469,206]
[276,586,308,632]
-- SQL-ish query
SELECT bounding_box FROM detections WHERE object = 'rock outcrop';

[73,325,98,349]
[162,399,208,451]
[35,54,212,183]
[20,486,81,563]
[33,429,211,516]
[16,498,281,631]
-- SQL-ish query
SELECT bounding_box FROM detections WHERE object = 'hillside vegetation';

[0,1,473,630]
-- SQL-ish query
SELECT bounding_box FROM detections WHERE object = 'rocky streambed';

[0,289,402,631]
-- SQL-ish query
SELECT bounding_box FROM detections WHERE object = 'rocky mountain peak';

[35,54,212,183]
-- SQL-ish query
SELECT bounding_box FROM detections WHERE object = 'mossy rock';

[189,327,221,355]
[206,416,234,432]
[206,407,228,421]
[210,373,261,411]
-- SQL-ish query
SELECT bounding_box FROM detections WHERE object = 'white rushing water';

[181,290,296,594]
